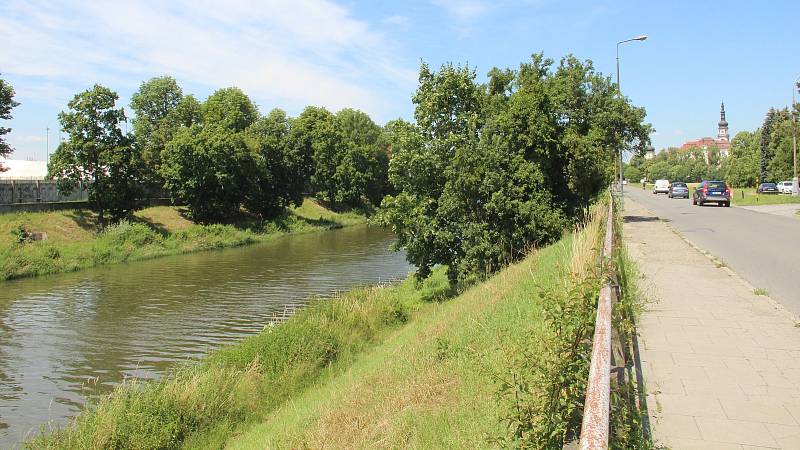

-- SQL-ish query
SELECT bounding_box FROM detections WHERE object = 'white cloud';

[383,15,410,27]
[433,0,490,22]
[0,0,415,118]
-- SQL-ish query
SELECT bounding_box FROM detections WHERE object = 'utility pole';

[46,127,50,163]
[616,35,648,198]
[792,78,799,196]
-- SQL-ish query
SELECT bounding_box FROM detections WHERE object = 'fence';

[0,180,170,213]
[0,180,89,204]
[578,195,616,449]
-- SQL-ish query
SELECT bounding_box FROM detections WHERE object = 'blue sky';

[1,0,798,161]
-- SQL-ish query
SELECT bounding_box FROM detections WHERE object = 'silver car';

[668,182,689,199]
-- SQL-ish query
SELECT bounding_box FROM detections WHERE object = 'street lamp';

[616,34,647,196]
[792,77,799,196]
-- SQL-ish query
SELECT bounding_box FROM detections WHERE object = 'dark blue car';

[693,180,731,207]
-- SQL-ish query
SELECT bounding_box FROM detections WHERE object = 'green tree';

[161,126,253,221]
[49,84,142,225]
[160,88,258,221]
[0,74,20,170]
[766,110,795,181]
[624,163,642,183]
[334,108,388,206]
[760,108,779,181]
[130,76,185,182]
[722,131,760,187]
[203,87,259,132]
[243,109,305,217]
[287,106,344,205]
[380,54,650,284]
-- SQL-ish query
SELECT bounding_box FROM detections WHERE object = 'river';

[0,225,412,447]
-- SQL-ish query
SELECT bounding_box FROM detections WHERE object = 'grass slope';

[225,203,617,449]
[226,238,573,449]
[28,195,646,449]
[0,199,366,281]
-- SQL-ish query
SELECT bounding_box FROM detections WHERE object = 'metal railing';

[578,195,616,449]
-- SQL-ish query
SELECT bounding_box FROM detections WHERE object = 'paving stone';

[695,417,779,447]
[765,423,800,449]
[651,414,701,440]
[656,393,726,418]
[718,398,797,426]
[664,437,745,449]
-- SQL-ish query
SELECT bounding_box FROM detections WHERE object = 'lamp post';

[792,77,799,196]
[616,35,647,196]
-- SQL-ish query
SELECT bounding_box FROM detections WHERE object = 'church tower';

[717,101,729,142]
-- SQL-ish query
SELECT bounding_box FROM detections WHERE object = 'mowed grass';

[0,199,367,281]
[730,187,800,206]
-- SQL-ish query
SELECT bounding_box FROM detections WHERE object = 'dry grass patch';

[303,357,459,449]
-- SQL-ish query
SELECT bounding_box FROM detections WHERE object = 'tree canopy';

[0,73,20,169]
[49,84,142,225]
[130,76,198,183]
[379,54,651,284]
[160,88,259,221]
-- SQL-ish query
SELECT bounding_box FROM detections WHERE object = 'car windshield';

[762,183,777,187]
[708,181,727,189]
[672,183,687,187]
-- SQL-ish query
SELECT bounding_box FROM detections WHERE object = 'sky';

[1,0,799,161]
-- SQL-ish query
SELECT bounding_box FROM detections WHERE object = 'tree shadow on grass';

[130,216,172,237]
[64,210,100,233]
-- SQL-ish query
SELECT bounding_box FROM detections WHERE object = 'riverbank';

[0,199,366,281]
[28,196,648,448]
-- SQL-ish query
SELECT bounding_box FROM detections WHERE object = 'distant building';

[681,102,731,157]
[0,159,49,180]
[644,148,655,160]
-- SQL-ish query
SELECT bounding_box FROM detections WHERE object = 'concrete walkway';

[624,197,800,449]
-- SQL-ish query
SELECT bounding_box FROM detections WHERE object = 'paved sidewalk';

[624,197,800,449]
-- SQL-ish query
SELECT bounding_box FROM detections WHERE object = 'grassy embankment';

[0,199,366,281]
[643,182,800,206]
[29,194,649,449]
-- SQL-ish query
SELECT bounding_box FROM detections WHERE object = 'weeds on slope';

[493,198,605,448]
[494,193,651,449]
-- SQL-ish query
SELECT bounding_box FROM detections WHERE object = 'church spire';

[717,101,729,141]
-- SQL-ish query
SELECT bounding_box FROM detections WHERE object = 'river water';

[0,225,412,447]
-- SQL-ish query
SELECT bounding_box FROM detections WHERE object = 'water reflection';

[0,225,411,447]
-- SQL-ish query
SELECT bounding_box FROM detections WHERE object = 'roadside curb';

[623,196,800,325]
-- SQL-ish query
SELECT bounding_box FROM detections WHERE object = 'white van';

[653,179,670,195]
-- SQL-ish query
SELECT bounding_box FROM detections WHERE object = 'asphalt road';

[623,187,800,316]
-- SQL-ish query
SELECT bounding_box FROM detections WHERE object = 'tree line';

[627,104,798,187]
[47,77,392,224]
[7,53,652,284]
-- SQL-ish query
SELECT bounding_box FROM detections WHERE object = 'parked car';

[668,182,689,199]
[693,180,731,207]
[653,179,670,195]
[778,181,795,194]
[757,182,779,194]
